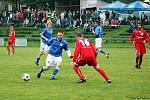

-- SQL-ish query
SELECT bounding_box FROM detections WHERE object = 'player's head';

[137,23,143,30]
[95,20,101,25]
[76,32,83,40]
[46,21,52,28]
[9,26,14,31]
[57,32,63,40]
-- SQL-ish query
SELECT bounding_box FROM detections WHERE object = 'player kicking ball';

[37,32,72,80]
[71,32,111,83]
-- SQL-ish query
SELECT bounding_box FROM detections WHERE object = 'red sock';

[73,67,85,80]
[12,46,15,55]
[97,68,110,81]
[7,46,10,54]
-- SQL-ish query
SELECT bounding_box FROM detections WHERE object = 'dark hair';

[76,32,83,37]
[95,20,101,24]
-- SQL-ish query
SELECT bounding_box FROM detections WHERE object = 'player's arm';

[130,31,135,44]
[73,42,80,62]
[145,31,150,43]
[47,38,53,46]
[64,41,73,58]
[40,29,48,41]
[89,40,97,57]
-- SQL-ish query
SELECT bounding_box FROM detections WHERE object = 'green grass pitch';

[0,46,150,100]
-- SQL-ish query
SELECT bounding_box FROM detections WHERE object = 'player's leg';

[138,44,146,69]
[12,44,15,55]
[35,51,43,66]
[135,54,140,68]
[6,41,10,55]
[35,42,46,66]
[94,64,111,83]
[71,60,86,83]
[95,38,109,58]
[50,56,62,80]
[37,54,52,78]
[37,65,50,78]
[138,55,143,69]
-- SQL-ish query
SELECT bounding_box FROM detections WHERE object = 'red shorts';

[75,58,97,67]
[134,43,146,55]
[7,40,15,46]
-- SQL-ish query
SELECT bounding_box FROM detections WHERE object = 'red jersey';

[73,38,96,62]
[8,31,16,43]
[130,29,150,43]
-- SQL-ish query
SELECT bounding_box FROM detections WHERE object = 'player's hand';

[69,55,73,58]
[45,38,48,41]
[70,62,75,66]
[133,41,135,44]
[143,40,146,43]
[92,31,96,34]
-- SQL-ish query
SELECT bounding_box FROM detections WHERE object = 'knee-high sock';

[139,55,143,67]
[7,46,10,54]
[73,67,85,80]
[37,53,43,59]
[39,66,49,74]
[12,46,15,54]
[136,56,140,65]
[99,49,107,55]
[97,67,110,81]
[52,66,60,77]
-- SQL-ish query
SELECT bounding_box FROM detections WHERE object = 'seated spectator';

[110,19,117,29]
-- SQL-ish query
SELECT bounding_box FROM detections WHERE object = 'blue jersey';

[40,28,53,44]
[47,38,70,57]
[95,26,103,38]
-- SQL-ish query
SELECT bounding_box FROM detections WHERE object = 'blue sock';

[99,49,107,55]
[52,66,60,77]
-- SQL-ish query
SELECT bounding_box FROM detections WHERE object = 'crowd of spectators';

[0,8,149,33]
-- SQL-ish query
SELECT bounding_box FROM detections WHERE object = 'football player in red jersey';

[71,32,111,83]
[6,26,16,55]
[130,23,150,69]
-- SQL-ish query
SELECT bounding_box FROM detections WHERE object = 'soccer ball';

[22,73,30,81]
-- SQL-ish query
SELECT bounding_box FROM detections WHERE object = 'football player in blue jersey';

[35,21,53,66]
[37,31,73,80]
[92,20,109,58]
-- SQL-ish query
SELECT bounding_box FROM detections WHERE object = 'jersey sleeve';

[64,40,70,51]
[130,31,135,42]
[89,40,97,57]
[40,29,46,35]
[47,38,53,46]
[144,31,150,42]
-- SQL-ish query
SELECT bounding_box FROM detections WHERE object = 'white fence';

[0,37,27,46]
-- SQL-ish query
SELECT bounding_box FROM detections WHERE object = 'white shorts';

[46,54,62,66]
[40,40,49,52]
[95,38,102,48]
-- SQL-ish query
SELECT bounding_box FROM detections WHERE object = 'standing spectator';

[37,32,72,79]
[105,11,110,20]
[6,26,16,55]
[35,21,53,66]
[71,32,111,83]
[130,23,150,69]
[141,12,146,25]
[92,20,109,58]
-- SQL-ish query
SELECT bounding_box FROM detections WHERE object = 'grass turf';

[0,46,150,100]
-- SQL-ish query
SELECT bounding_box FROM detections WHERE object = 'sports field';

[0,45,150,100]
